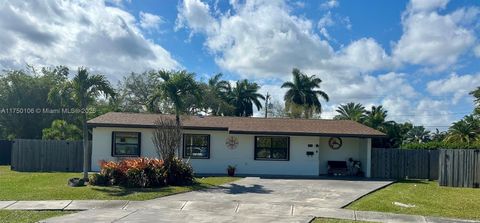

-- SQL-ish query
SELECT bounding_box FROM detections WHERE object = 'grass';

[347,180,480,220]
[311,218,371,223]
[0,166,239,201]
[0,210,73,223]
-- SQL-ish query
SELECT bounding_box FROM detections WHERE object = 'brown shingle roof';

[88,112,386,137]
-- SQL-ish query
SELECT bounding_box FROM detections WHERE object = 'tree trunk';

[82,103,89,181]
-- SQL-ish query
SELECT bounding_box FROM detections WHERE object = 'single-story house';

[87,112,385,177]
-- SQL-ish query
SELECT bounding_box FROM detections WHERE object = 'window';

[183,134,210,159]
[112,132,141,157]
[255,136,289,161]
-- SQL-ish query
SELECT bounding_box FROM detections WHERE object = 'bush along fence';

[10,139,91,172]
[371,148,439,180]
[439,149,480,188]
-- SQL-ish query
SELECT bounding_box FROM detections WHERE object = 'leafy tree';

[205,73,234,116]
[333,102,366,122]
[227,79,265,117]
[117,71,161,112]
[444,115,479,144]
[261,99,287,118]
[150,70,202,124]
[51,67,115,180]
[281,68,329,118]
[42,120,81,140]
[0,66,71,139]
[404,126,431,144]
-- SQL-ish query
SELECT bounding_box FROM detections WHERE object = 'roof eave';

[87,122,386,138]
[228,130,385,138]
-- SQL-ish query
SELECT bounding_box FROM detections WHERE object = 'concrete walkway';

[1,200,478,222]
[1,177,478,223]
[26,204,478,223]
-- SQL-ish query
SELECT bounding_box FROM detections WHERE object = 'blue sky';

[0,0,479,129]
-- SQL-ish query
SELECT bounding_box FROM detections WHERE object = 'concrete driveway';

[43,177,392,223]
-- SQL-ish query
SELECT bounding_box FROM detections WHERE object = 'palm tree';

[333,102,366,122]
[281,68,329,118]
[430,128,447,142]
[150,70,202,125]
[50,67,115,180]
[363,105,394,131]
[383,122,412,148]
[444,116,479,144]
[404,126,431,143]
[207,73,232,115]
[470,87,480,115]
[227,79,265,117]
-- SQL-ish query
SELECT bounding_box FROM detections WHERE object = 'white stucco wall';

[91,127,371,176]
[318,137,370,175]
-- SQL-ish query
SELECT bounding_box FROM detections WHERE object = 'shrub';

[402,141,480,150]
[89,173,109,186]
[97,158,166,188]
[166,157,194,186]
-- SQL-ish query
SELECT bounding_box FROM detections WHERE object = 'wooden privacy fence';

[371,148,439,180]
[439,149,480,188]
[11,139,91,172]
[0,140,12,165]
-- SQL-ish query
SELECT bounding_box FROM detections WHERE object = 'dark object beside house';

[68,178,85,187]
[328,161,348,176]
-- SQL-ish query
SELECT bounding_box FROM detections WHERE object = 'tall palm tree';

[50,67,115,180]
[227,79,265,117]
[363,105,394,132]
[444,116,479,144]
[150,70,202,125]
[333,102,366,122]
[281,68,329,118]
[207,73,231,115]
[404,126,431,143]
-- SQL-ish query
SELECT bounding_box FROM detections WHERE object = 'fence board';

[10,139,91,172]
[371,148,439,180]
[438,149,480,188]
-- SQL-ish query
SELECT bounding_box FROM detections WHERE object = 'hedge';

[402,141,480,150]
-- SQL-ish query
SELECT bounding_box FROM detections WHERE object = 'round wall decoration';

[225,136,239,150]
[328,137,342,150]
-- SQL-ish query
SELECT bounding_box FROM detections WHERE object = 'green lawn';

[0,210,72,223]
[0,166,239,201]
[347,180,480,220]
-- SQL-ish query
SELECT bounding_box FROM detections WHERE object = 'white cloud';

[474,45,480,57]
[393,1,477,70]
[408,0,448,12]
[321,0,339,9]
[327,38,393,73]
[427,73,480,103]
[175,0,218,34]
[317,11,351,40]
[177,0,333,78]
[318,12,334,28]
[139,11,163,31]
[0,1,179,81]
